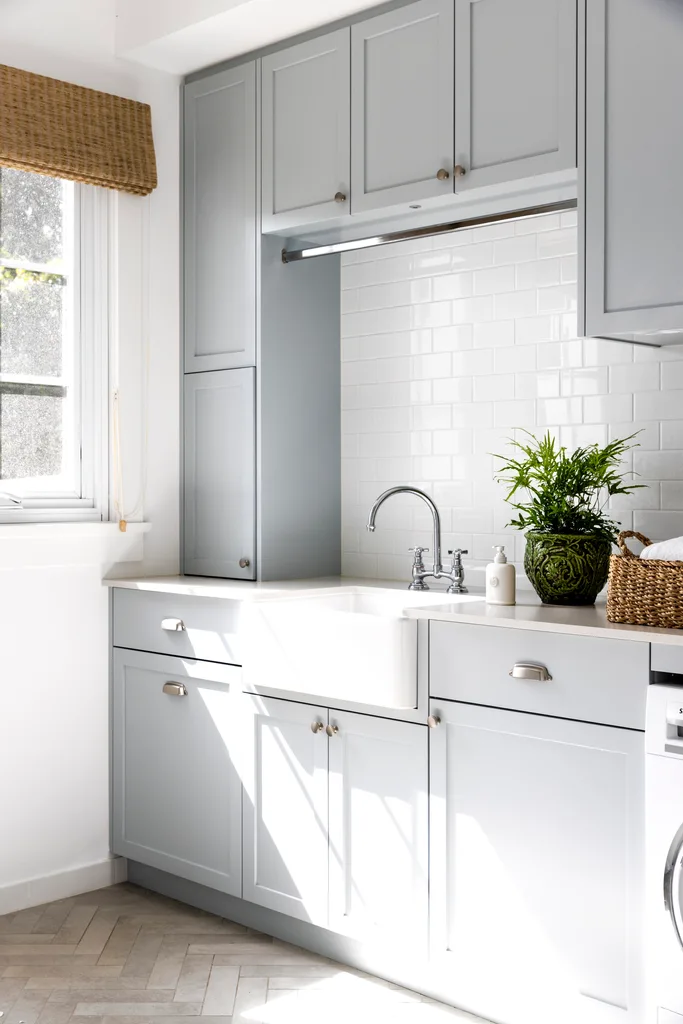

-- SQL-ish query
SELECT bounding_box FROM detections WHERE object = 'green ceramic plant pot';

[524,532,612,606]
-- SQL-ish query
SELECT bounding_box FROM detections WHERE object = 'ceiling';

[115,0,387,75]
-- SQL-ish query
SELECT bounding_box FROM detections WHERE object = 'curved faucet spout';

[366,486,442,576]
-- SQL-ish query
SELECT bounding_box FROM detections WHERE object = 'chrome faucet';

[365,486,468,593]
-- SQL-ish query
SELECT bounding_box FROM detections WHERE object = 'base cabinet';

[429,698,644,1024]
[112,649,243,896]
[241,696,429,946]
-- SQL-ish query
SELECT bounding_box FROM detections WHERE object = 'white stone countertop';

[104,575,683,646]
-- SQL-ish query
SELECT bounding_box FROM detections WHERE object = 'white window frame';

[0,179,110,524]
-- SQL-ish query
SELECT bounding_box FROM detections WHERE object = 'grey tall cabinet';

[182,59,341,581]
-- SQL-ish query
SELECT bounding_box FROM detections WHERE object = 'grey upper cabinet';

[184,64,256,371]
[112,649,243,897]
[183,368,255,580]
[351,0,455,214]
[454,0,576,193]
[262,30,351,233]
[583,0,683,343]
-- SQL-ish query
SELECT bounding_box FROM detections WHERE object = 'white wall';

[0,5,180,908]
[340,211,683,587]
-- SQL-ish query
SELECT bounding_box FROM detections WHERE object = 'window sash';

[0,180,109,522]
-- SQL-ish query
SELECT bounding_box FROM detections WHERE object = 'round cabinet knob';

[334,191,347,203]
[239,558,250,569]
[326,724,339,737]
[436,168,450,181]
[454,164,467,178]
[311,721,324,734]
[427,715,441,729]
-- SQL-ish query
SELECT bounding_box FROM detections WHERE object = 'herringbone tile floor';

[0,884,482,1024]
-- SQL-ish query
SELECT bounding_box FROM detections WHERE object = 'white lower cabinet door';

[241,696,329,925]
[112,649,243,896]
[429,700,644,1024]
[327,711,429,949]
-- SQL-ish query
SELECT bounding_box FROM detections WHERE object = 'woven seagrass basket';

[607,530,683,628]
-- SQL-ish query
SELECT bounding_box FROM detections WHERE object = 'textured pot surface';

[524,533,612,606]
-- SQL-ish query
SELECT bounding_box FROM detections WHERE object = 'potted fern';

[494,431,643,605]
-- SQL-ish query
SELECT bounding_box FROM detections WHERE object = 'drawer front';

[651,643,683,677]
[113,589,243,665]
[429,622,648,729]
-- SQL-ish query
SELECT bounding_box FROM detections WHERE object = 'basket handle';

[617,530,653,558]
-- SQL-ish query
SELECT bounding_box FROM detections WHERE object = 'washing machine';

[646,680,683,1024]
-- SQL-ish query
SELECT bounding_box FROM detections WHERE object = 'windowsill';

[0,521,150,539]
[0,521,151,570]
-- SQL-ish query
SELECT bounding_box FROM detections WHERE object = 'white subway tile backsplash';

[636,390,683,420]
[341,221,683,581]
[584,393,633,424]
[516,370,560,399]
[433,377,474,404]
[493,235,537,265]
[495,289,538,321]
[494,344,537,374]
[560,367,609,396]
[473,374,516,402]
[609,361,660,394]
[537,397,583,426]
[474,320,515,349]
[433,324,474,351]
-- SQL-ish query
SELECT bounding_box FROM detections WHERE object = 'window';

[0,168,107,521]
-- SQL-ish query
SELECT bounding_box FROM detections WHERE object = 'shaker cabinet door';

[454,0,576,193]
[241,696,330,926]
[112,649,243,896]
[183,64,256,371]
[262,30,350,232]
[429,699,645,1024]
[583,0,683,339]
[327,711,429,948]
[351,0,455,214]
[183,368,255,580]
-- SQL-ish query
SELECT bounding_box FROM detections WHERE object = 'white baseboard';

[0,856,128,916]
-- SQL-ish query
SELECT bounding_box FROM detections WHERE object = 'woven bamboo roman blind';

[0,64,157,196]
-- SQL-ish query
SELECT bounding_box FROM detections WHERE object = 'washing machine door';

[646,754,683,1020]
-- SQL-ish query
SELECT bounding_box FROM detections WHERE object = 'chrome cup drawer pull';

[509,663,552,682]
[161,617,186,632]
[163,682,188,697]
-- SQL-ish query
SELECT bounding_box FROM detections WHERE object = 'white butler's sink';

[242,587,479,709]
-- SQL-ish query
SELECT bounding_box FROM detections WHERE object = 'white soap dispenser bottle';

[486,545,516,606]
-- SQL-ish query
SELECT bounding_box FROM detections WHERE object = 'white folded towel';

[641,536,683,560]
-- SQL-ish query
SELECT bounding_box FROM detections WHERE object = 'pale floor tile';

[76,915,119,957]
[173,956,212,1004]
[201,966,239,1016]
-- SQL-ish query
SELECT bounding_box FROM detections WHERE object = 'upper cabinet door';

[327,711,429,948]
[454,0,576,193]
[262,30,351,233]
[351,0,455,214]
[183,368,256,580]
[184,65,256,372]
[583,0,683,339]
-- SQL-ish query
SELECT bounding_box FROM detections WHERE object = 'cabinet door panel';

[262,30,350,232]
[328,711,428,948]
[242,696,329,925]
[351,0,454,213]
[454,0,576,192]
[183,368,255,580]
[184,65,256,371]
[112,649,243,896]
[584,0,683,337]
[429,700,644,1024]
